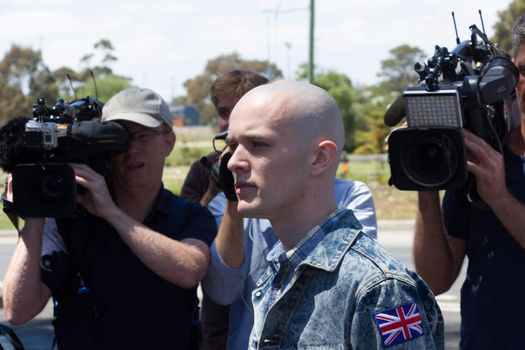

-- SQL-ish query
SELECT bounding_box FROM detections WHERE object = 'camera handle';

[465,175,490,211]
[1,186,21,233]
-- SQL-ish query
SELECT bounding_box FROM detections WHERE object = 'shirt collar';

[266,209,341,273]
[265,209,362,273]
[143,183,170,222]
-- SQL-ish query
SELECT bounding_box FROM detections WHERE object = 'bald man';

[224,80,444,349]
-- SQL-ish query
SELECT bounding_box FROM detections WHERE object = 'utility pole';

[262,9,273,77]
[284,41,292,78]
[308,0,315,83]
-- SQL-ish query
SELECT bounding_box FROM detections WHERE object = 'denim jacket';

[249,209,444,349]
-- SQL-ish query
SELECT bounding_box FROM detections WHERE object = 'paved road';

[0,221,464,349]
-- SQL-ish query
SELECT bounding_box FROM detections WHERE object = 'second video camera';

[0,96,130,218]
[386,24,519,191]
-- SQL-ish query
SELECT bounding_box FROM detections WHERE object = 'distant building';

[170,105,200,126]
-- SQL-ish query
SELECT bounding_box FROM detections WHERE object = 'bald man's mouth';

[234,181,257,198]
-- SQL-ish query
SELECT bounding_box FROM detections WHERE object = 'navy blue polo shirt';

[443,147,525,349]
[41,186,217,350]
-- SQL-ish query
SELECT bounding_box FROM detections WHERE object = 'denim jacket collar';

[256,209,362,287]
[298,209,362,271]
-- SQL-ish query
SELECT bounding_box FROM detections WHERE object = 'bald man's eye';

[251,140,270,149]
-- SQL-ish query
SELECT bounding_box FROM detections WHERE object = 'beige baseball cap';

[102,87,173,128]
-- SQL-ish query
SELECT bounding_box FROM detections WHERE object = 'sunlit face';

[111,121,174,191]
[215,96,240,132]
[226,96,311,221]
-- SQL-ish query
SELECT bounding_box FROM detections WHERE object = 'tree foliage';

[492,0,525,55]
[181,52,282,126]
[0,40,132,125]
[377,44,427,94]
[312,70,358,152]
[77,74,131,103]
[0,45,58,123]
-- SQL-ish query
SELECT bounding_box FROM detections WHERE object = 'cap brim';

[102,112,163,128]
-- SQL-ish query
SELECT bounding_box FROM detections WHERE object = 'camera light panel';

[404,90,463,128]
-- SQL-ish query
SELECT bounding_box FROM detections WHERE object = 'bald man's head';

[231,80,345,171]
[226,80,344,226]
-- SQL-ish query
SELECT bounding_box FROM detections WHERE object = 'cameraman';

[2,88,216,349]
[413,17,525,349]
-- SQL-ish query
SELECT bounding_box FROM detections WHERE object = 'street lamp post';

[308,0,315,84]
[284,41,292,78]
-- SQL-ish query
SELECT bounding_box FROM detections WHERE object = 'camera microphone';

[0,117,44,173]
[384,95,405,127]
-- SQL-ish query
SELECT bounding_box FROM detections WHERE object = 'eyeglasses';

[130,129,168,145]
[213,130,229,153]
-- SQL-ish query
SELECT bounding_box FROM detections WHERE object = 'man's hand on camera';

[462,129,507,206]
[71,163,116,219]
[3,175,44,229]
[384,121,408,152]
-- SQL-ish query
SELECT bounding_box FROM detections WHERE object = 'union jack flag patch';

[372,301,424,347]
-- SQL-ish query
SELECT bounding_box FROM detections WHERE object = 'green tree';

[77,74,132,103]
[181,52,282,126]
[492,0,525,55]
[53,66,81,100]
[351,84,392,155]
[0,45,58,123]
[71,39,132,103]
[314,70,358,151]
[295,64,359,151]
[377,44,427,94]
[0,39,133,126]
[353,108,390,154]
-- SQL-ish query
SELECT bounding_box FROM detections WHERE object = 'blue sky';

[0,0,514,101]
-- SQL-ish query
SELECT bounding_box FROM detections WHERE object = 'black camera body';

[1,96,130,218]
[387,24,520,191]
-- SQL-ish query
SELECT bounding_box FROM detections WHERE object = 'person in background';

[181,70,269,206]
[412,16,525,350]
[3,87,216,349]
[180,70,269,350]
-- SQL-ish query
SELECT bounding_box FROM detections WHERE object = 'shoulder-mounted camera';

[0,96,130,218]
[386,16,519,199]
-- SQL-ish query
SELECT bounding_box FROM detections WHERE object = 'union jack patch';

[372,301,424,347]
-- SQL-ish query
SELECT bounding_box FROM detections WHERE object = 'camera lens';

[39,173,67,199]
[12,163,77,217]
[26,166,74,210]
[401,131,458,188]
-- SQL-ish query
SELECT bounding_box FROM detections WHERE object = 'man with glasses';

[3,87,217,349]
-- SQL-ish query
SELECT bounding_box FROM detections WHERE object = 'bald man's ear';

[310,140,338,176]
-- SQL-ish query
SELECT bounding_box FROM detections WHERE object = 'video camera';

[386,20,520,196]
[199,130,237,202]
[0,96,130,218]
